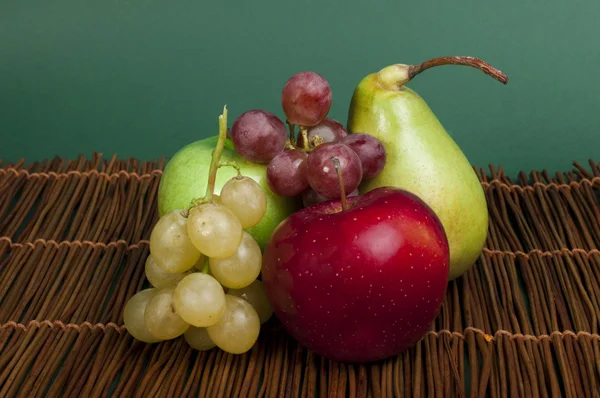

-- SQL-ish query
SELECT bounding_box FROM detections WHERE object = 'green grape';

[184,326,216,351]
[209,232,262,289]
[228,280,274,324]
[145,254,195,289]
[192,257,228,292]
[207,295,261,354]
[149,210,201,273]
[187,203,243,258]
[123,288,163,343]
[220,176,267,229]
[144,288,190,340]
[173,273,226,327]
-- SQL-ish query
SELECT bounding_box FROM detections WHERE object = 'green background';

[1,1,598,177]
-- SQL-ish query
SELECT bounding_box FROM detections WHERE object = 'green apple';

[158,136,299,249]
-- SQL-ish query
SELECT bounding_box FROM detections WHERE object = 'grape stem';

[309,135,324,149]
[218,160,241,177]
[287,120,295,143]
[284,121,324,153]
[204,106,229,202]
[300,127,310,151]
[331,157,348,211]
[181,105,230,217]
[200,257,210,274]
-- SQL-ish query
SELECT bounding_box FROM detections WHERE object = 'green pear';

[347,56,508,280]
[158,136,300,249]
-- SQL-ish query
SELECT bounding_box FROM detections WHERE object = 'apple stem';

[204,105,229,203]
[331,157,348,211]
[218,160,242,177]
[409,56,509,84]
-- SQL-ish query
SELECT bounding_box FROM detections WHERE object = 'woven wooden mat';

[1,154,600,397]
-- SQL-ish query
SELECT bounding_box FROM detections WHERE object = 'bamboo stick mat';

[1,153,600,397]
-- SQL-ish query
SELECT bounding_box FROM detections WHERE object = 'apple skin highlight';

[262,187,450,363]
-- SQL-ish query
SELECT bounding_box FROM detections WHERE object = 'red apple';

[262,186,449,363]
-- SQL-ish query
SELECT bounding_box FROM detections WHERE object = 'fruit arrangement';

[124,107,274,354]
[125,55,508,364]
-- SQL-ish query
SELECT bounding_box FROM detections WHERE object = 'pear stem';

[331,157,348,211]
[204,105,228,202]
[409,56,509,84]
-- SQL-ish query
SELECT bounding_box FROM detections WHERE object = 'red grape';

[281,72,332,127]
[341,134,387,179]
[301,187,359,208]
[266,149,309,197]
[298,118,347,147]
[231,110,287,164]
[306,143,363,200]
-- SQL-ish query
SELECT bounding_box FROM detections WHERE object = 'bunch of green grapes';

[123,175,274,355]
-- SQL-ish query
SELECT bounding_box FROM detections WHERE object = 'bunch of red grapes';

[229,71,386,207]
